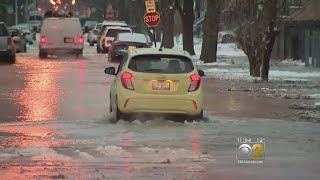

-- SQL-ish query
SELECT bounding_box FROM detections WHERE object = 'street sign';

[145,0,156,13]
[144,11,160,27]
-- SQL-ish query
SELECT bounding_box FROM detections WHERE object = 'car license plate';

[64,38,74,43]
[152,81,170,90]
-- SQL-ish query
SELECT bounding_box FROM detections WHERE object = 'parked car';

[13,24,34,44]
[108,32,152,62]
[218,31,237,43]
[27,11,43,33]
[97,26,132,54]
[96,21,129,52]
[87,23,102,46]
[8,27,27,53]
[83,20,97,34]
[0,22,16,64]
[39,15,84,58]
[104,48,205,122]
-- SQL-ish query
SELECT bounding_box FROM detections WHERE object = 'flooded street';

[0,42,320,180]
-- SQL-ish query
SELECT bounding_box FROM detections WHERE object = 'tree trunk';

[182,0,195,55]
[200,0,222,63]
[160,0,175,48]
[249,56,261,77]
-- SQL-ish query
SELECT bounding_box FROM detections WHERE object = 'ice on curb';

[97,146,130,156]
[17,147,71,160]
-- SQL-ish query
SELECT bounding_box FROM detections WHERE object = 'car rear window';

[29,15,42,21]
[0,24,9,36]
[128,55,194,74]
[117,33,148,43]
[106,29,131,37]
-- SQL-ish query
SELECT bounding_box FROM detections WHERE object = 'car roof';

[44,17,79,21]
[128,48,191,57]
[106,26,131,30]
[102,20,127,25]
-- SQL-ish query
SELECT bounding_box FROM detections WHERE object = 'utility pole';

[15,0,18,25]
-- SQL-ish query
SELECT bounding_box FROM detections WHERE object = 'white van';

[39,17,84,58]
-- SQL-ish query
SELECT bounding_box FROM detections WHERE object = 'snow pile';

[75,150,95,159]
[216,43,246,57]
[281,59,305,66]
[17,147,71,161]
[174,36,246,59]
[96,145,130,156]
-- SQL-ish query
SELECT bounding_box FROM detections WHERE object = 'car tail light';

[40,36,46,44]
[121,72,134,90]
[7,37,12,44]
[188,74,201,92]
[109,44,113,52]
[78,36,84,44]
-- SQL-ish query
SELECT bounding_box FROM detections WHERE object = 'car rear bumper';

[40,48,83,54]
[117,90,203,116]
[0,49,14,60]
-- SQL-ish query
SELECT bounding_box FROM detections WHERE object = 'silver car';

[0,22,16,64]
[8,27,27,53]
[14,24,34,44]
[87,23,102,46]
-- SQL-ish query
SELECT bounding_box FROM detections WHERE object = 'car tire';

[97,45,101,54]
[89,41,94,46]
[76,50,83,58]
[39,50,47,59]
[188,110,204,122]
[8,56,16,64]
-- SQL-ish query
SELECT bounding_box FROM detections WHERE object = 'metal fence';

[304,30,320,68]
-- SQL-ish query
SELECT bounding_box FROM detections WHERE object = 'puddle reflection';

[14,61,65,121]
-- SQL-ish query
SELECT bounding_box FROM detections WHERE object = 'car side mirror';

[104,67,116,75]
[198,69,205,77]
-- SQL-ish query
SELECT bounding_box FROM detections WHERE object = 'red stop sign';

[144,11,161,27]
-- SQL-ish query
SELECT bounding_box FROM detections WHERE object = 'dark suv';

[0,22,16,64]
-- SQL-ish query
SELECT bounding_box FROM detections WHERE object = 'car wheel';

[90,41,94,46]
[8,56,16,64]
[76,50,83,58]
[188,110,204,122]
[39,50,47,59]
[97,45,101,54]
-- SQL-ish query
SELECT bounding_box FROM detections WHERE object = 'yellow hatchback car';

[104,48,205,122]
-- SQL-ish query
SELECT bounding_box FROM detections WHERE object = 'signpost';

[144,0,160,48]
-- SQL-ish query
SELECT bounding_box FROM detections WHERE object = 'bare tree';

[175,0,196,55]
[200,0,224,63]
[231,0,283,81]
[160,0,175,48]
